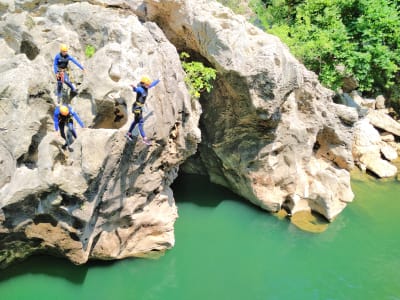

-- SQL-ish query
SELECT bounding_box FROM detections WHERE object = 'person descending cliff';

[54,104,84,152]
[53,44,85,103]
[125,75,160,145]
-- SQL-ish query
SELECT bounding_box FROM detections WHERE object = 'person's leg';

[137,115,151,145]
[138,117,145,138]
[64,72,77,92]
[66,122,75,151]
[68,122,77,139]
[128,120,138,134]
[56,77,63,102]
[59,122,67,149]
[125,117,137,141]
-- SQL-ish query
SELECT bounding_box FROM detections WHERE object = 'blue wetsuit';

[53,52,84,97]
[53,105,84,146]
[128,80,160,138]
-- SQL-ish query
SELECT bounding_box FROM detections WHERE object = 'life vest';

[57,53,70,70]
[133,83,148,113]
[58,113,73,124]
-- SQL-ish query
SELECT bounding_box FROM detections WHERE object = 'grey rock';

[144,0,354,220]
[367,109,400,137]
[0,1,200,268]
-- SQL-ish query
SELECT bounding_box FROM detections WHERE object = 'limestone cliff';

[0,0,357,268]
[0,0,201,268]
[143,1,355,217]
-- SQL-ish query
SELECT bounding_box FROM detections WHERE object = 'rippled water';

[0,174,399,300]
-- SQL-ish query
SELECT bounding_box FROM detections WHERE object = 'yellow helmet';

[60,105,69,116]
[60,44,68,52]
[140,75,151,85]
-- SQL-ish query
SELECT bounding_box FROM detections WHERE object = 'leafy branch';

[180,52,217,98]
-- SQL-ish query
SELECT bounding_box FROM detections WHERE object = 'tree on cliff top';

[249,0,400,111]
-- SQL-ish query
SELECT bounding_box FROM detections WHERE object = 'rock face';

[0,1,201,268]
[351,100,399,178]
[1,0,358,268]
[144,1,355,218]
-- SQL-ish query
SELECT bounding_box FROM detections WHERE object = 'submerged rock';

[290,211,329,233]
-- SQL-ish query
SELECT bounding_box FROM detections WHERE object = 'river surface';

[0,174,399,300]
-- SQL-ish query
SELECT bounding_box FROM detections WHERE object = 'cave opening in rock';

[20,40,40,60]
[90,95,129,129]
[171,172,238,207]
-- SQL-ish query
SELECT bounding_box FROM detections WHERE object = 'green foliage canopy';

[216,0,249,14]
[250,0,400,100]
[180,52,217,98]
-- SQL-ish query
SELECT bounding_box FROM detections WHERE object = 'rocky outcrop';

[367,109,400,137]
[0,1,201,268]
[353,119,397,177]
[144,0,355,219]
[350,95,399,178]
[0,0,367,268]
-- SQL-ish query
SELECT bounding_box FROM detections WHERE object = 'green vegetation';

[216,0,249,14]
[249,0,400,109]
[85,45,96,58]
[180,52,217,98]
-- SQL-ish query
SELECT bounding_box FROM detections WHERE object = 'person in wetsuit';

[53,105,84,151]
[125,75,160,145]
[53,44,84,103]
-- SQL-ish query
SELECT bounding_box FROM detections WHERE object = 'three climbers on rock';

[53,43,160,150]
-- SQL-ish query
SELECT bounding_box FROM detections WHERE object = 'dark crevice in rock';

[2,189,87,247]
[0,233,43,269]
[72,218,85,230]
[88,231,102,255]
[91,96,128,129]
[60,193,83,209]
[2,195,38,228]
[313,140,321,153]
[69,231,80,242]
[20,39,39,60]
[178,48,215,68]
[33,214,58,226]
[106,3,132,10]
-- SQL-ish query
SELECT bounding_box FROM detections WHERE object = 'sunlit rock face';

[0,1,201,268]
[144,0,355,220]
[1,0,360,268]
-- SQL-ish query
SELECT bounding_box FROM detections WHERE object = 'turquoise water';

[0,174,399,300]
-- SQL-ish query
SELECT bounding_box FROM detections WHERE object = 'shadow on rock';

[172,173,245,207]
[0,255,89,284]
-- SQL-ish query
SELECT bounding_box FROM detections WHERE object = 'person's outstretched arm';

[53,108,60,131]
[132,85,144,94]
[70,107,84,128]
[53,54,60,74]
[69,55,84,71]
[148,79,160,89]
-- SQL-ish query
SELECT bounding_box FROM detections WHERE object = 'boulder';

[367,110,400,137]
[353,119,398,177]
[375,95,386,110]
